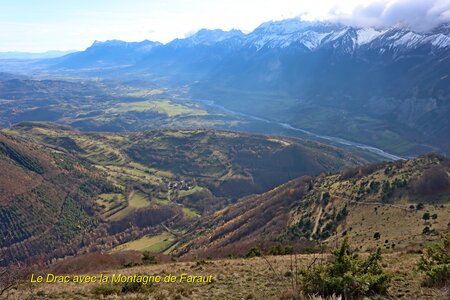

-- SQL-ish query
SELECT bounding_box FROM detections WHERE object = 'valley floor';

[7,253,448,299]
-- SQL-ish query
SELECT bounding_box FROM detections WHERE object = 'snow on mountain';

[392,31,423,48]
[80,18,450,55]
[429,34,450,48]
[91,39,127,47]
[191,29,244,43]
[298,31,332,49]
[245,19,343,50]
[169,29,244,47]
[365,26,450,51]
[242,18,450,52]
[356,28,387,45]
[89,39,162,53]
[54,18,450,71]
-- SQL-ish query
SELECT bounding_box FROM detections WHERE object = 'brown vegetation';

[175,177,315,258]
[4,252,449,299]
[412,165,450,196]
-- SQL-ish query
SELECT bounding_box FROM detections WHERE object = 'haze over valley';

[1,1,450,299]
[1,18,449,158]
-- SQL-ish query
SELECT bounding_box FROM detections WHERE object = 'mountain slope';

[1,123,366,264]
[177,154,450,258]
[0,131,118,265]
[53,40,162,68]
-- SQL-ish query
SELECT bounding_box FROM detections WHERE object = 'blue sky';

[1,0,449,52]
[0,0,304,51]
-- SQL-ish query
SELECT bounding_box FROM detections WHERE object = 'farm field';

[108,191,152,221]
[112,232,176,253]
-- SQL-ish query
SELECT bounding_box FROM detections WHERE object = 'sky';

[0,0,449,52]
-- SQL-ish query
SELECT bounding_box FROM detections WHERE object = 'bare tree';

[0,264,22,298]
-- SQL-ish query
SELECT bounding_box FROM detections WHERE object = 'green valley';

[7,122,365,222]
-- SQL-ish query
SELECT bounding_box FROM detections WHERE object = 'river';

[195,99,404,161]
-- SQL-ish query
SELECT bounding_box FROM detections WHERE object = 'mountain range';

[37,18,450,158]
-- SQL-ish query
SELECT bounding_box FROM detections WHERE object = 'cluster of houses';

[166,179,194,191]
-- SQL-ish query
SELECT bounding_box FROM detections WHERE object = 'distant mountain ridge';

[35,18,450,157]
[242,19,450,50]
[58,18,450,63]
[53,39,162,68]
[173,29,245,47]
[0,50,76,60]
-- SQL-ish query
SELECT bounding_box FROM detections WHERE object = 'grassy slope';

[288,154,450,252]
[108,191,151,221]
[179,154,450,258]
[112,232,175,253]
[108,99,208,117]
[10,253,448,299]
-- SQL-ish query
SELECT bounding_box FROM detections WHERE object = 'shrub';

[369,181,380,193]
[336,206,348,222]
[384,166,393,176]
[422,212,430,221]
[381,181,394,201]
[373,232,381,240]
[121,280,149,294]
[142,251,157,265]
[299,238,391,299]
[246,247,262,258]
[417,232,450,287]
[269,243,294,255]
[91,284,121,296]
[321,192,330,205]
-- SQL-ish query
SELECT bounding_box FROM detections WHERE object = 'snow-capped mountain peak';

[356,28,387,45]
[169,29,244,47]
[242,18,450,52]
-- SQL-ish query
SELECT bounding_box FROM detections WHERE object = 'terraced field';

[108,99,208,117]
[108,191,151,221]
[112,232,176,252]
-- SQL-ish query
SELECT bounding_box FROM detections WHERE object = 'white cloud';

[321,0,450,31]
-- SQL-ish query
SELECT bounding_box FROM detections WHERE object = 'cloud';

[323,0,450,31]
